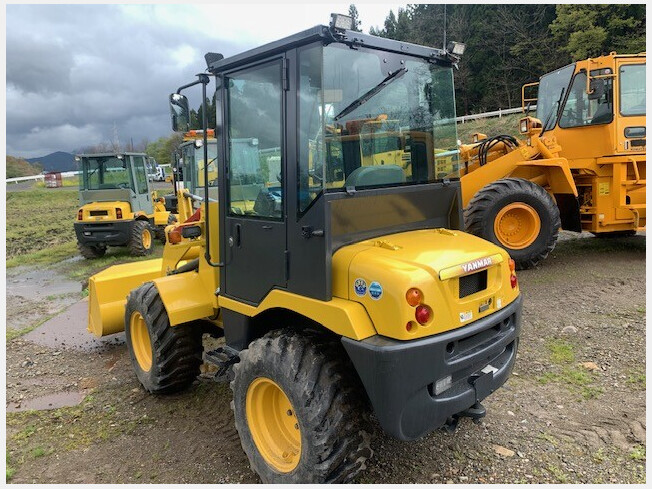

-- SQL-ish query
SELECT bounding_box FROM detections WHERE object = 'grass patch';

[630,445,645,461]
[546,339,575,364]
[626,371,646,389]
[545,463,568,483]
[456,112,523,142]
[31,447,46,458]
[6,189,79,264]
[539,339,603,399]
[6,454,15,482]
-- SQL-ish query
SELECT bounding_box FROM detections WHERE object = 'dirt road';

[5,233,646,483]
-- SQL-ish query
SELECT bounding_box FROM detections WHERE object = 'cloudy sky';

[6,3,406,159]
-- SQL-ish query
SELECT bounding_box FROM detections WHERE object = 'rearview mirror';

[169,93,190,132]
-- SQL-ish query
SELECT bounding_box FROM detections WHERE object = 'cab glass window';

[620,64,645,116]
[227,61,283,220]
[559,70,613,128]
[132,156,149,194]
[81,156,132,191]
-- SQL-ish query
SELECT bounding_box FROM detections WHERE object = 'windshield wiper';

[333,67,407,121]
[540,87,566,137]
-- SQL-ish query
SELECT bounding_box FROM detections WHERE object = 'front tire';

[128,220,154,256]
[231,329,372,483]
[124,282,202,394]
[465,178,561,269]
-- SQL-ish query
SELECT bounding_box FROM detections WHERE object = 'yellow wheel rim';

[494,202,541,249]
[129,311,152,372]
[246,377,301,473]
[142,228,152,249]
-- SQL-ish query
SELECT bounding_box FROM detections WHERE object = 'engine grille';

[459,270,488,298]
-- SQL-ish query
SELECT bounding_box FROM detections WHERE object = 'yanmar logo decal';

[461,257,493,274]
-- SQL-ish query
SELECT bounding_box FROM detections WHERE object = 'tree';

[348,4,362,32]
[6,156,42,178]
[551,4,646,60]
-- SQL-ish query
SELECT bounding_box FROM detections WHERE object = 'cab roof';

[207,25,451,74]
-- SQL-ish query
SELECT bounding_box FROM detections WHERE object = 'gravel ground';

[5,232,646,483]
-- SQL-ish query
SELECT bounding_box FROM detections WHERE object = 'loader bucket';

[88,258,164,337]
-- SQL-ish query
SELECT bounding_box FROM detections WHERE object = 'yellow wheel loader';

[87,15,522,483]
[459,53,646,268]
[74,153,172,258]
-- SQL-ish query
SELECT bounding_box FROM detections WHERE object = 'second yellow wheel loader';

[459,53,646,268]
[87,15,522,483]
[74,152,172,258]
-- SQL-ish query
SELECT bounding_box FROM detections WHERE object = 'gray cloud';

[6,4,247,158]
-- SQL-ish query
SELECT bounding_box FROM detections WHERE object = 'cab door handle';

[235,223,241,247]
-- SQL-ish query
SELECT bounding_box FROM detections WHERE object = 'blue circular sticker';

[369,281,383,300]
[353,278,367,297]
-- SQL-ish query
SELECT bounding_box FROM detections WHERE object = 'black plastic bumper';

[342,294,522,441]
[74,220,133,247]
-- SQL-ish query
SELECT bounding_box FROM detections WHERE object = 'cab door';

[130,155,153,214]
[223,59,287,304]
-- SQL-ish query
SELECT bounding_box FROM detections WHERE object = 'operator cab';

[77,153,152,213]
[170,23,464,304]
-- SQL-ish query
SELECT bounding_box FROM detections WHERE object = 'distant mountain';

[26,151,76,172]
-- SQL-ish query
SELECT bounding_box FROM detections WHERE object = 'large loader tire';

[128,220,154,256]
[77,242,106,259]
[231,328,372,483]
[465,178,560,269]
[124,282,202,394]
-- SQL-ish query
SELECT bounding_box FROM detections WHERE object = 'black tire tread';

[464,177,560,269]
[77,242,106,259]
[231,328,372,483]
[127,220,153,256]
[124,282,202,394]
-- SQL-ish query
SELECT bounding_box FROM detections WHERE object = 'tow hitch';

[443,402,487,433]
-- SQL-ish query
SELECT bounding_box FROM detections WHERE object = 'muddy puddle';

[6,391,87,413]
[23,300,126,352]
[6,265,82,302]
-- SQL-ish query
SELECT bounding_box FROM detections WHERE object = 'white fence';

[456,105,536,124]
[6,171,80,184]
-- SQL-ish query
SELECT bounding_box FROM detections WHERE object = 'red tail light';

[415,305,431,325]
[116,208,123,219]
[510,274,518,288]
[77,209,83,220]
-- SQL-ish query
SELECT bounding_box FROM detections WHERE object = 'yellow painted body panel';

[331,229,519,340]
[153,271,217,326]
[78,201,139,222]
[88,258,163,337]
[218,293,377,341]
[460,53,646,234]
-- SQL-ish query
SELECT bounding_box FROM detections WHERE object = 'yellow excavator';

[87,16,522,483]
[459,52,645,268]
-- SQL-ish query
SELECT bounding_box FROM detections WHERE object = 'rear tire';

[231,329,372,483]
[128,220,154,256]
[465,178,560,269]
[124,282,202,394]
[77,242,106,259]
